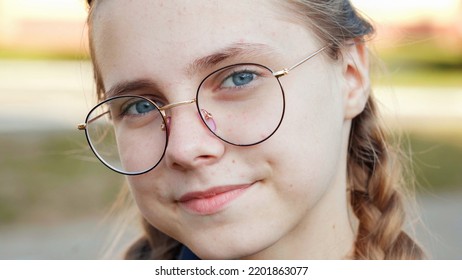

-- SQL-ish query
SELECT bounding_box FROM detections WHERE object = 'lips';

[178,184,253,215]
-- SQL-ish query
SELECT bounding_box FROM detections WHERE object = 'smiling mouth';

[178,183,253,215]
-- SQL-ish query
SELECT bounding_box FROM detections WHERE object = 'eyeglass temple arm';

[158,99,196,112]
[77,99,197,130]
[273,45,329,78]
[77,111,110,130]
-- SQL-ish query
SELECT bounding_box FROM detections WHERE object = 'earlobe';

[342,41,371,120]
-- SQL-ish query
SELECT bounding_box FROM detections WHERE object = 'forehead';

[91,0,318,87]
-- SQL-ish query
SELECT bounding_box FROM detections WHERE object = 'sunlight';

[351,0,460,24]
[2,0,87,20]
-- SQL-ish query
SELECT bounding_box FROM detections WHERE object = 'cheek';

[279,65,344,147]
[127,173,168,216]
[126,175,184,238]
[126,170,171,205]
[269,67,346,189]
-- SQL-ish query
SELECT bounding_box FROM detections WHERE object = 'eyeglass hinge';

[77,123,87,130]
[273,69,289,78]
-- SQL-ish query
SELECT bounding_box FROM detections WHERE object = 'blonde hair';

[85,0,425,259]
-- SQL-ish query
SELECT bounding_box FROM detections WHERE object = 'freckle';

[232,159,235,164]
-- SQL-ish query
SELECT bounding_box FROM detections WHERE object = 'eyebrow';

[106,79,162,99]
[185,42,279,75]
[105,43,278,99]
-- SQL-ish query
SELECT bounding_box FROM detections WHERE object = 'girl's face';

[92,0,365,259]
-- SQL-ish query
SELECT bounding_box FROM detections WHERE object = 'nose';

[163,103,225,171]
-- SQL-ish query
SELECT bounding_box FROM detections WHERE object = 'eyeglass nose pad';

[200,109,216,132]
[161,116,171,132]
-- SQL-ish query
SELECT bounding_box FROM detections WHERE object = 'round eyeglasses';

[78,46,328,175]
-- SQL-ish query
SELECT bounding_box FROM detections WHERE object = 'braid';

[285,0,425,260]
[348,96,425,259]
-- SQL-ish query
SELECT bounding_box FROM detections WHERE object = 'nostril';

[163,110,225,170]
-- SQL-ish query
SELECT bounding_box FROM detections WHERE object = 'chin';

[184,233,273,260]
[192,246,255,260]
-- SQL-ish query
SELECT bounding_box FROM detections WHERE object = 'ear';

[341,41,370,120]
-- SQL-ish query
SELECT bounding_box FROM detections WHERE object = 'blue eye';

[125,100,157,116]
[222,71,256,88]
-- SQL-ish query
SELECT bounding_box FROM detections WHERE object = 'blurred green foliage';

[0,131,122,226]
[0,48,90,61]
[376,40,462,87]
[404,133,462,192]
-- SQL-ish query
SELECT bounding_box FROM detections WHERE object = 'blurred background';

[0,0,461,259]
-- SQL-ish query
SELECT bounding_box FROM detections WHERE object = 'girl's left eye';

[221,71,256,88]
[125,100,157,116]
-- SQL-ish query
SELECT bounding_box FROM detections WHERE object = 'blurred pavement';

[0,59,94,132]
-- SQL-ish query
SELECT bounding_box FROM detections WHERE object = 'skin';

[91,0,370,259]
